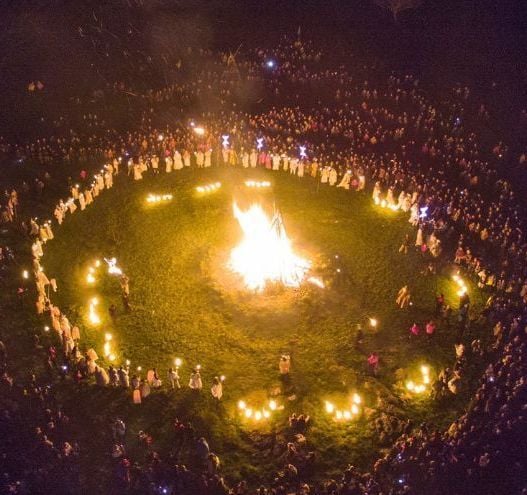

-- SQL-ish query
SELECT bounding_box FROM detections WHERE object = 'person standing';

[211,376,223,400]
[279,355,291,375]
[168,367,180,389]
[189,368,203,390]
[398,234,410,254]
[118,366,130,388]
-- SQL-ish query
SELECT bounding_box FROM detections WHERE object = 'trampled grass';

[38,167,486,487]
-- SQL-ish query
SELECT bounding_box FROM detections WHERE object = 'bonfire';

[229,202,310,291]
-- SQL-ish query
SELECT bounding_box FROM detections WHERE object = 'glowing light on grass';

[103,333,116,361]
[375,198,399,211]
[369,318,378,328]
[374,197,400,211]
[245,180,271,188]
[229,203,310,291]
[196,182,221,194]
[88,297,101,325]
[104,257,123,276]
[174,358,182,368]
[221,134,230,149]
[22,270,29,279]
[406,365,432,395]
[453,273,468,297]
[238,398,281,423]
[256,137,264,150]
[86,267,96,285]
[299,145,307,159]
[146,193,173,204]
[324,394,363,422]
[193,126,205,136]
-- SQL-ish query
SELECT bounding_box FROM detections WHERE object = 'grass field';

[38,167,487,487]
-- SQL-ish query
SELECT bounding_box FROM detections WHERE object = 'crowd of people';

[1,34,527,494]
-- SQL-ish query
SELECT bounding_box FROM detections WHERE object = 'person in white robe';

[281,153,290,172]
[338,170,351,189]
[139,380,151,398]
[429,235,441,257]
[113,157,120,175]
[67,199,77,214]
[78,192,86,211]
[139,157,147,174]
[92,181,100,197]
[71,185,79,200]
[54,206,64,225]
[165,156,173,174]
[204,149,212,168]
[221,147,229,165]
[409,204,419,226]
[211,377,223,400]
[39,225,49,243]
[189,369,203,390]
[357,174,366,191]
[397,191,406,209]
[415,227,424,248]
[290,158,298,175]
[321,167,329,184]
[104,171,113,189]
[372,182,382,204]
[249,150,257,168]
[183,150,191,167]
[30,219,40,236]
[127,159,134,176]
[195,151,205,168]
[133,164,143,181]
[242,151,249,168]
[32,240,43,259]
[36,269,49,289]
[297,161,305,177]
[60,314,71,337]
[329,168,338,186]
[63,335,75,355]
[85,188,93,205]
[97,174,104,191]
[174,151,183,170]
[151,155,159,174]
[401,194,411,212]
[95,366,110,386]
[44,222,54,241]
[71,325,80,341]
[118,367,130,388]
[168,368,180,389]
[272,154,281,171]
[386,187,395,206]
[36,295,45,314]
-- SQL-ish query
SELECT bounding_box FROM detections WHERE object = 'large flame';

[229,202,310,291]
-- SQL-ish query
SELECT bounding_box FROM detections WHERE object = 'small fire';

[229,203,310,291]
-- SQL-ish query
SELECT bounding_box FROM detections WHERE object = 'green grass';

[39,167,487,488]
